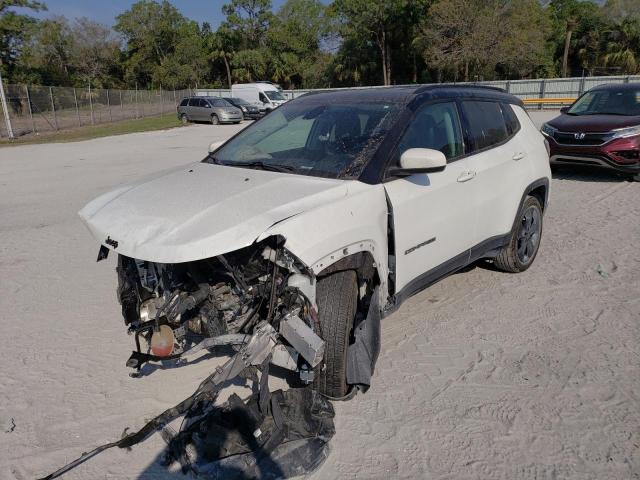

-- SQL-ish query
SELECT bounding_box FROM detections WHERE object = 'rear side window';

[397,101,464,160]
[179,98,189,107]
[188,98,200,107]
[501,103,520,135]
[461,101,508,151]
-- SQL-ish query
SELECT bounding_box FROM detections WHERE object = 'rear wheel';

[180,114,189,125]
[211,114,219,125]
[493,196,543,273]
[313,270,358,398]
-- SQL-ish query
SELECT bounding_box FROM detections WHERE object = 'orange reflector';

[151,325,175,357]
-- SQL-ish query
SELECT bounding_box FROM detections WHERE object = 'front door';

[383,101,479,294]
[458,100,531,245]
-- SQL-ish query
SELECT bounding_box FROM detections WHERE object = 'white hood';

[79,162,350,263]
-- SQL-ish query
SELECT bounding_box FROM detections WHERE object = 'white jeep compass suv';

[80,85,551,398]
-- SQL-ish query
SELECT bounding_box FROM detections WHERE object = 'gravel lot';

[1,113,639,479]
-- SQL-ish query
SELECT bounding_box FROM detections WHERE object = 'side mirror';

[560,107,569,114]
[388,148,447,176]
[208,140,224,153]
[205,104,211,108]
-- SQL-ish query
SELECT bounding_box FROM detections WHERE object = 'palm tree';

[602,18,640,74]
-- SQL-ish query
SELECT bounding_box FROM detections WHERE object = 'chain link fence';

[0,85,192,138]
[3,75,640,138]
[271,74,640,102]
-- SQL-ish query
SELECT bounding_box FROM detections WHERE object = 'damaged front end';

[114,235,324,385]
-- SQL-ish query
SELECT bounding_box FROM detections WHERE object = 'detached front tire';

[314,270,357,398]
[494,196,543,273]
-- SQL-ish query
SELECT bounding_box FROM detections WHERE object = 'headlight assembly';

[610,125,640,139]
[540,123,557,138]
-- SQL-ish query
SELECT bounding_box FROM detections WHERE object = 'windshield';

[265,90,286,101]
[568,88,640,116]
[204,100,402,179]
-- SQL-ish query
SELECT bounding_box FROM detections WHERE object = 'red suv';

[541,83,640,181]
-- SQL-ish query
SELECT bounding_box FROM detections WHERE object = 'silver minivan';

[177,97,243,125]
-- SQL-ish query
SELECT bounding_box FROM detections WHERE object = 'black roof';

[590,82,640,91]
[297,84,522,106]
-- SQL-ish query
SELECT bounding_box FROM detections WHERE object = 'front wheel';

[211,114,219,125]
[493,196,543,273]
[313,270,358,398]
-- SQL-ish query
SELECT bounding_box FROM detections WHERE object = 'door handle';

[457,171,476,183]
[512,152,527,161]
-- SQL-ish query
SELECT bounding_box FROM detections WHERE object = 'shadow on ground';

[551,165,635,183]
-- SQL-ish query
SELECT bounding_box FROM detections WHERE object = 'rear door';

[383,101,479,294]
[199,98,212,121]
[187,97,200,120]
[458,100,530,245]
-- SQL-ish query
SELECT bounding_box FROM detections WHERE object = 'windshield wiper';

[220,160,297,173]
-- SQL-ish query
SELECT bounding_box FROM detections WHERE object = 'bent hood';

[79,162,353,263]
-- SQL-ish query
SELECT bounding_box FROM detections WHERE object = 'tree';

[114,0,191,87]
[496,0,551,78]
[547,0,602,77]
[208,26,235,89]
[219,0,273,82]
[69,18,121,86]
[603,0,640,23]
[266,0,328,88]
[602,17,640,74]
[0,0,46,77]
[416,0,550,82]
[331,0,407,85]
[222,0,272,48]
[17,16,72,84]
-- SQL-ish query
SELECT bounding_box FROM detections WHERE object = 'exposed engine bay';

[115,235,324,384]
[40,236,381,479]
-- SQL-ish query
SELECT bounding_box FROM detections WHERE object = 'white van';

[231,82,287,112]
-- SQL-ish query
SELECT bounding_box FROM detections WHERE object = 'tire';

[629,173,640,182]
[180,114,189,125]
[493,196,543,273]
[313,270,358,398]
[211,114,219,125]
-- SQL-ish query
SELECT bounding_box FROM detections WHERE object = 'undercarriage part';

[115,236,320,379]
[279,313,325,368]
[346,285,381,392]
[165,388,335,479]
[38,322,280,480]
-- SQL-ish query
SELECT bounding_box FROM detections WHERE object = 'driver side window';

[398,102,464,160]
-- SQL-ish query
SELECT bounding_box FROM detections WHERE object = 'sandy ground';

[1,112,639,479]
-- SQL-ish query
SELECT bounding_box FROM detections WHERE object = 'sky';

[15,0,291,28]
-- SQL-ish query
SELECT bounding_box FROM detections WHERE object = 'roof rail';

[415,83,507,94]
